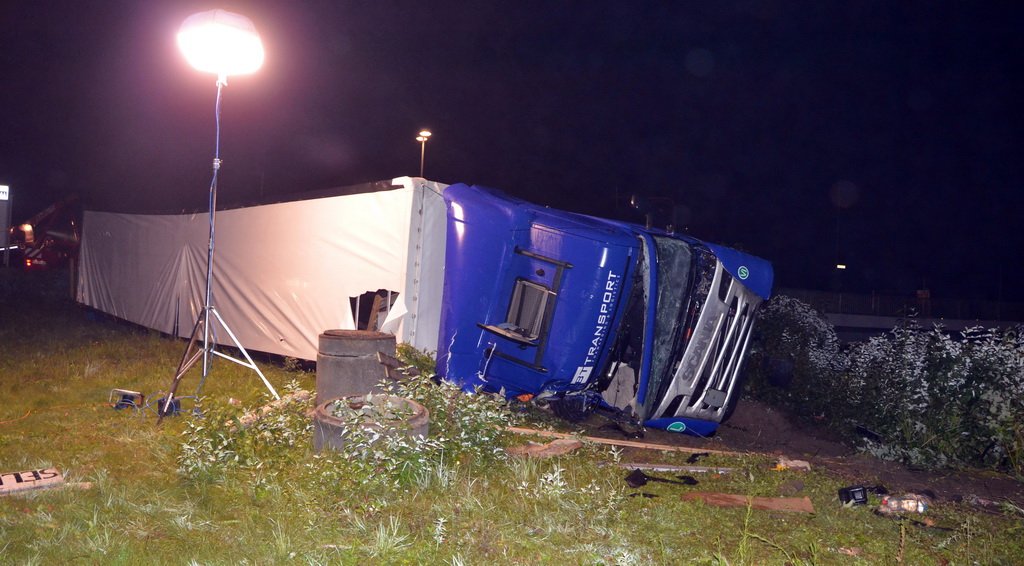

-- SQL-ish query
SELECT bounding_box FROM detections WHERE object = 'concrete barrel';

[316,330,396,405]
[312,395,430,453]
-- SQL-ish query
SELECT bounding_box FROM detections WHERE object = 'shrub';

[177,347,521,490]
[385,345,521,465]
[960,327,1024,471]
[744,295,846,420]
[308,348,520,488]
[845,324,1024,471]
[745,295,1024,474]
[846,323,972,468]
[177,380,313,482]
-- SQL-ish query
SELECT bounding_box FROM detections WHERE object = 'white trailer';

[76,176,447,360]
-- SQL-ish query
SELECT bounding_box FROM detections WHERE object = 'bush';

[386,344,520,465]
[177,347,521,491]
[744,295,846,420]
[745,296,1024,474]
[177,380,313,483]
[845,324,973,468]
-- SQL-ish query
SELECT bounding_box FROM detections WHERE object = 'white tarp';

[76,177,447,360]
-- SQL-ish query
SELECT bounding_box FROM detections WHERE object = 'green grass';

[2,269,1024,564]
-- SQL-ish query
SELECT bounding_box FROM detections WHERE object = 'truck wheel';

[550,396,593,423]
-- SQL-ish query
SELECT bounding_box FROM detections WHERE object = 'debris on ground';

[877,493,930,514]
[773,456,812,471]
[854,423,883,442]
[506,426,750,457]
[610,462,734,474]
[839,485,869,505]
[681,492,816,514]
[109,388,144,410]
[838,484,889,506]
[599,421,645,439]
[376,351,421,381]
[0,468,85,496]
[235,389,313,430]
[624,469,699,488]
[506,438,584,458]
[873,509,953,531]
[686,452,710,464]
[962,493,1005,514]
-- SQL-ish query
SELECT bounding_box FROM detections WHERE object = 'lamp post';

[0,185,10,268]
[160,9,279,421]
[416,129,431,177]
[834,263,847,312]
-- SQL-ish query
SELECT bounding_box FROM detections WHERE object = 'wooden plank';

[613,462,735,474]
[366,294,384,331]
[0,468,64,495]
[505,426,751,458]
[235,390,313,429]
[507,438,585,458]
[376,351,421,381]
[681,492,816,513]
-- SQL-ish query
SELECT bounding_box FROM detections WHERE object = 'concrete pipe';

[316,330,396,405]
[312,395,430,453]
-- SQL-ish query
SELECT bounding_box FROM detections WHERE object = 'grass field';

[1,268,1023,564]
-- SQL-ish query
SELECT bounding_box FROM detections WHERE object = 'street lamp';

[160,9,279,421]
[416,129,432,177]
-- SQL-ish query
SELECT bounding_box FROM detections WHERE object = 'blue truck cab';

[436,183,773,435]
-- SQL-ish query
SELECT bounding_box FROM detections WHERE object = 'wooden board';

[507,438,585,458]
[366,294,384,331]
[376,351,421,381]
[506,426,751,457]
[235,390,313,429]
[0,468,64,495]
[681,492,816,513]
[614,462,735,474]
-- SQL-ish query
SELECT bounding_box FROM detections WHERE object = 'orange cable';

[0,409,32,426]
[0,402,112,426]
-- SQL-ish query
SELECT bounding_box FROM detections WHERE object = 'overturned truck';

[77,177,771,435]
[437,184,772,436]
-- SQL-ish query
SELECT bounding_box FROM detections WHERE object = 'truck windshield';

[599,235,716,418]
[645,236,691,407]
[640,236,714,416]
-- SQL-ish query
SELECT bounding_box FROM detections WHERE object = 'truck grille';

[650,260,762,423]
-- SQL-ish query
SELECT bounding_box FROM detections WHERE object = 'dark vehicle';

[9,196,80,269]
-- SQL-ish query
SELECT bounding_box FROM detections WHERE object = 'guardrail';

[778,288,1024,323]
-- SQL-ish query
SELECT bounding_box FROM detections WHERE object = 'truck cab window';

[505,279,551,341]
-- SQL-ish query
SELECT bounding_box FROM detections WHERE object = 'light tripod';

[159,10,279,422]
[159,78,280,422]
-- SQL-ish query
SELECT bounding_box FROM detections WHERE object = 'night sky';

[1,1,1021,301]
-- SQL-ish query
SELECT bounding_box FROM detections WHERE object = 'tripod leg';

[206,307,280,400]
[158,311,207,424]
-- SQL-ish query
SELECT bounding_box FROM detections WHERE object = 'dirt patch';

[581,399,1024,508]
